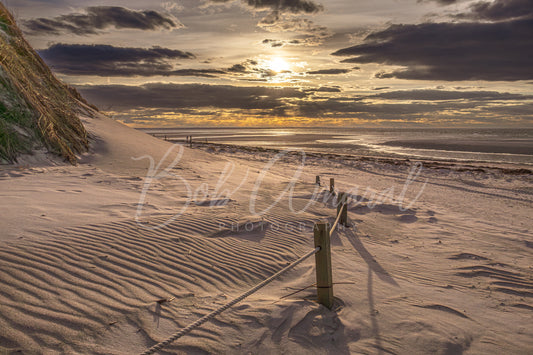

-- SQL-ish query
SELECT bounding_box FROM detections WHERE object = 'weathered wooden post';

[337,192,348,226]
[330,178,335,194]
[316,175,320,185]
[314,222,333,309]
[189,136,193,149]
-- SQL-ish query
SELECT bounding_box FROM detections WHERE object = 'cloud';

[24,6,182,35]
[245,0,323,14]
[454,0,533,21]
[76,83,309,111]
[166,69,227,77]
[74,82,532,126]
[259,17,333,46]
[305,86,342,92]
[37,44,214,77]
[261,37,322,47]
[76,82,532,123]
[418,0,458,5]
[259,17,329,35]
[332,19,533,81]
[209,0,328,46]
[227,59,259,73]
[226,59,279,78]
[307,69,351,75]
[210,0,323,14]
[369,89,533,101]
[262,39,286,47]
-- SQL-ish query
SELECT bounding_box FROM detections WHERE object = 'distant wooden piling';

[316,175,320,185]
[314,222,334,309]
[330,178,335,194]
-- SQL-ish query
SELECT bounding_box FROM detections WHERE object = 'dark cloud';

[36,44,219,77]
[455,0,533,21]
[294,91,533,119]
[167,69,227,77]
[211,0,323,14]
[76,83,309,111]
[211,0,328,46]
[307,69,350,75]
[227,63,249,72]
[262,38,312,47]
[418,0,458,5]
[294,97,532,120]
[262,39,284,47]
[75,82,532,125]
[368,89,533,101]
[332,19,533,81]
[78,83,529,118]
[259,17,330,35]
[245,0,323,13]
[259,18,333,46]
[305,87,342,93]
[295,98,438,118]
[24,6,181,35]
[226,59,278,78]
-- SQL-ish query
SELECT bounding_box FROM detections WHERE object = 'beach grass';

[0,3,89,163]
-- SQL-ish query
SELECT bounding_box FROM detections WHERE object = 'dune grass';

[0,77,33,161]
[0,3,89,163]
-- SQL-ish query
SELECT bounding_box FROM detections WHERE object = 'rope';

[329,202,345,236]
[140,246,320,355]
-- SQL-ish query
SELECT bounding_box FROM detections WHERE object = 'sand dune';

[1,114,532,354]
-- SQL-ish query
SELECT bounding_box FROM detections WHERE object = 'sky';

[4,0,533,127]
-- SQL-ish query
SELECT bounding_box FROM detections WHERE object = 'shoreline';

[173,140,533,176]
[382,139,533,156]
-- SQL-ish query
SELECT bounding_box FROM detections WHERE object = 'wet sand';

[382,139,533,155]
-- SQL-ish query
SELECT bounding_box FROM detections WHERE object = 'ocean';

[139,127,533,166]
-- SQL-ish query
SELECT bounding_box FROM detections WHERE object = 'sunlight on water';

[140,127,533,166]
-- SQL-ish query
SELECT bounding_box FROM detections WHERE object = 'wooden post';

[337,192,348,226]
[316,175,320,185]
[330,178,335,193]
[314,222,333,309]
[189,136,192,149]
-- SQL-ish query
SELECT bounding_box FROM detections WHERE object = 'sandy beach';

[1,114,532,354]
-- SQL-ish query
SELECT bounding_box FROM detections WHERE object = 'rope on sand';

[140,246,320,355]
[140,190,347,355]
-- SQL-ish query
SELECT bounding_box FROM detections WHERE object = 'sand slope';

[1,115,532,354]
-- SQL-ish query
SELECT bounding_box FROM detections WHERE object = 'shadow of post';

[153,303,162,328]
[344,229,398,287]
[368,268,383,354]
[344,228,399,354]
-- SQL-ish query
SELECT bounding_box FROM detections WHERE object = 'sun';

[267,57,291,73]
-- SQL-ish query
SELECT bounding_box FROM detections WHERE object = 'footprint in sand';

[449,253,489,261]
[288,308,349,347]
[397,214,418,223]
[413,304,470,319]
